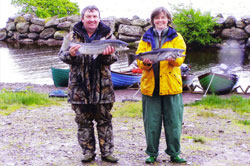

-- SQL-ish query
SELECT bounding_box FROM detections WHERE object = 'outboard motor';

[181,63,190,75]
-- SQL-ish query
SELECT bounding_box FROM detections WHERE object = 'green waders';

[142,93,184,157]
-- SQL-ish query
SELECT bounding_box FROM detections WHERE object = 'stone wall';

[0,13,250,48]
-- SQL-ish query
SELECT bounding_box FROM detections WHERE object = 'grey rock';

[40,28,56,39]
[29,24,44,33]
[116,17,131,25]
[118,34,141,42]
[37,39,46,45]
[23,13,35,22]
[6,22,16,31]
[224,16,236,28]
[16,22,29,33]
[221,28,249,40]
[13,32,28,40]
[131,19,148,27]
[45,38,63,46]
[20,38,34,44]
[236,20,246,28]
[67,15,81,23]
[246,38,250,47]
[8,31,14,37]
[28,33,39,40]
[0,28,7,41]
[102,18,117,34]
[244,25,250,35]
[31,18,45,26]
[7,17,15,23]
[59,17,68,23]
[132,15,140,20]
[215,17,225,25]
[118,24,143,36]
[14,16,26,23]
[241,15,250,24]
[57,21,72,30]
[45,18,59,28]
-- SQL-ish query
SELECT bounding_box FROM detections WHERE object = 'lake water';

[0,41,249,92]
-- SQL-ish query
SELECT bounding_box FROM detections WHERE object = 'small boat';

[51,67,141,89]
[49,90,67,98]
[51,67,69,87]
[111,71,141,89]
[198,72,238,95]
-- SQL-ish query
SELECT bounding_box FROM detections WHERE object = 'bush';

[11,0,79,18]
[172,5,219,47]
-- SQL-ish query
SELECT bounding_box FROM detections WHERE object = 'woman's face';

[153,12,168,30]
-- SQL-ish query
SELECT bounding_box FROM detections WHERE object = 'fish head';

[177,49,185,55]
[164,48,185,60]
[113,40,129,51]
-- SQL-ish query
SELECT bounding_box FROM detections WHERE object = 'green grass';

[187,95,250,114]
[0,89,62,115]
[238,120,250,126]
[112,101,142,118]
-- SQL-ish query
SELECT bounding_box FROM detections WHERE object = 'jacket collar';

[142,26,178,49]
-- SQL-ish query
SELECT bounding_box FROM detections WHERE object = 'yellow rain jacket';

[136,27,186,96]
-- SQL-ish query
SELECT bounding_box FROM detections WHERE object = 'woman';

[136,7,187,164]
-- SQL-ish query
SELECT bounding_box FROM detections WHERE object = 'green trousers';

[142,93,184,157]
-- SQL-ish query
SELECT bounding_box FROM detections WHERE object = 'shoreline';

[1,82,249,104]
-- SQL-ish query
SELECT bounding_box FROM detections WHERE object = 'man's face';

[82,9,100,33]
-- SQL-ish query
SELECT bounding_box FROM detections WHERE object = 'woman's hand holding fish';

[69,45,81,56]
[143,58,153,66]
[102,46,115,55]
[166,57,175,63]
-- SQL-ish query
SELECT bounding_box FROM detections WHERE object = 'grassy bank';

[187,95,250,114]
[0,89,64,115]
[112,95,250,126]
[1,90,249,126]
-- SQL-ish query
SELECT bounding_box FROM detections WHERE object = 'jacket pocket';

[69,66,82,86]
[166,72,182,92]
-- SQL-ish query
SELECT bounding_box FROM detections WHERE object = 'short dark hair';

[150,7,172,27]
[81,5,100,19]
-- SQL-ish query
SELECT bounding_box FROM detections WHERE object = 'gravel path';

[1,83,250,166]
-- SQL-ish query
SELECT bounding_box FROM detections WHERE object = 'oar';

[203,73,215,97]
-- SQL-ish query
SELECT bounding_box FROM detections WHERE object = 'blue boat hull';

[51,67,141,89]
[111,71,141,89]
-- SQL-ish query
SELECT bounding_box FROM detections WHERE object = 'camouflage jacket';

[58,21,117,104]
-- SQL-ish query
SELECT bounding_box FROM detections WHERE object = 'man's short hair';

[81,5,100,18]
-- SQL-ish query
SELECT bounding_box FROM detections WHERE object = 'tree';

[11,0,79,18]
[172,5,219,47]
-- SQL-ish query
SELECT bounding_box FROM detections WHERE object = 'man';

[58,5,119,163]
